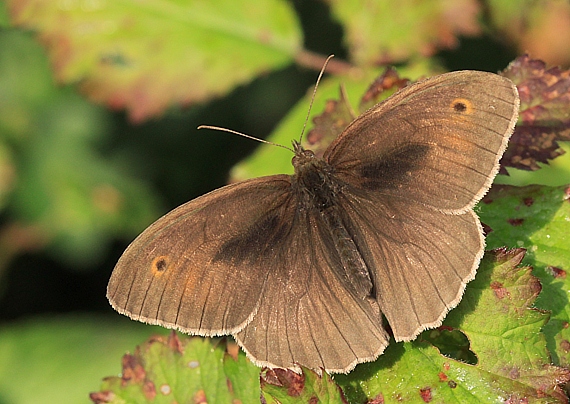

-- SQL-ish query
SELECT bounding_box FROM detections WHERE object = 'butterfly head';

[291,140,317,170]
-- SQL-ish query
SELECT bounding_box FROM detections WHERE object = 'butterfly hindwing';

[234,207,389,373]
[338,188,483,340]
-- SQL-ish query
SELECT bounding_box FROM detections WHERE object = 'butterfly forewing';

[108,176,295,335]
[325,71,519,212]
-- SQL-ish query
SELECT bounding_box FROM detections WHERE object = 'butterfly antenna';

[298,54,335,144]
[197,125,294,153]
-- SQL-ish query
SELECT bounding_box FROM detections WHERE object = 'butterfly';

[108,70,519,373]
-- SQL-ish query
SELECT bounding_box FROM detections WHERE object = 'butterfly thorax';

[291,141,338,212]
[291,141,374,299]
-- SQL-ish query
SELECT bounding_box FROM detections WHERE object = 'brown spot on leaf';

[143,381,156,401]
[261,368,282,387]
[309,396,319,404]
[491,281,510,299]
[438,372,448,382]
[261,368,305,397]
[481,222,493,236]
[89,391,115,403]
[560,340,570,352]
[508,218,525,226]
[367,393,385,404]
[505,395,529,404]
[546,266,567,278]
[419,387,432,402]
[121,353,146,385]
[493,247,528,267]
[529,276,542,296]
[509,367,521,379]
[523,197,534,206]
[448,380,457,389]
[167,330,184,354]
[193,389,207,403]
[360,67,409,111]
[443,362,450,371]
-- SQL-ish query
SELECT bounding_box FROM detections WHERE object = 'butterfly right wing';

[107,176,296,336]
[318,71,518,342]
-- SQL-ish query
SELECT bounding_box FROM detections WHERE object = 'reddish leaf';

[501,55,570,171]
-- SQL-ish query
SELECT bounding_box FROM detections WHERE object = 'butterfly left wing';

[108,174,389,374]
[107,176,297,336]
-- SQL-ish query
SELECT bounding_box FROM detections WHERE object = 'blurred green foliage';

[0,30,159,270]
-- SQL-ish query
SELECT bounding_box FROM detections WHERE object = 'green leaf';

[479,184,570,368]
[336,249,570,403]
[7,0,302,121]
[326,0,481,65]
[91,333,261,404]
[0,314,166,404]
[0,2,9,27]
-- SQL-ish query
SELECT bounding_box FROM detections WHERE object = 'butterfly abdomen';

[322,206,374,299]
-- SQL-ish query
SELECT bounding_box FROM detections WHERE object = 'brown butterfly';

[108,70,519,373]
